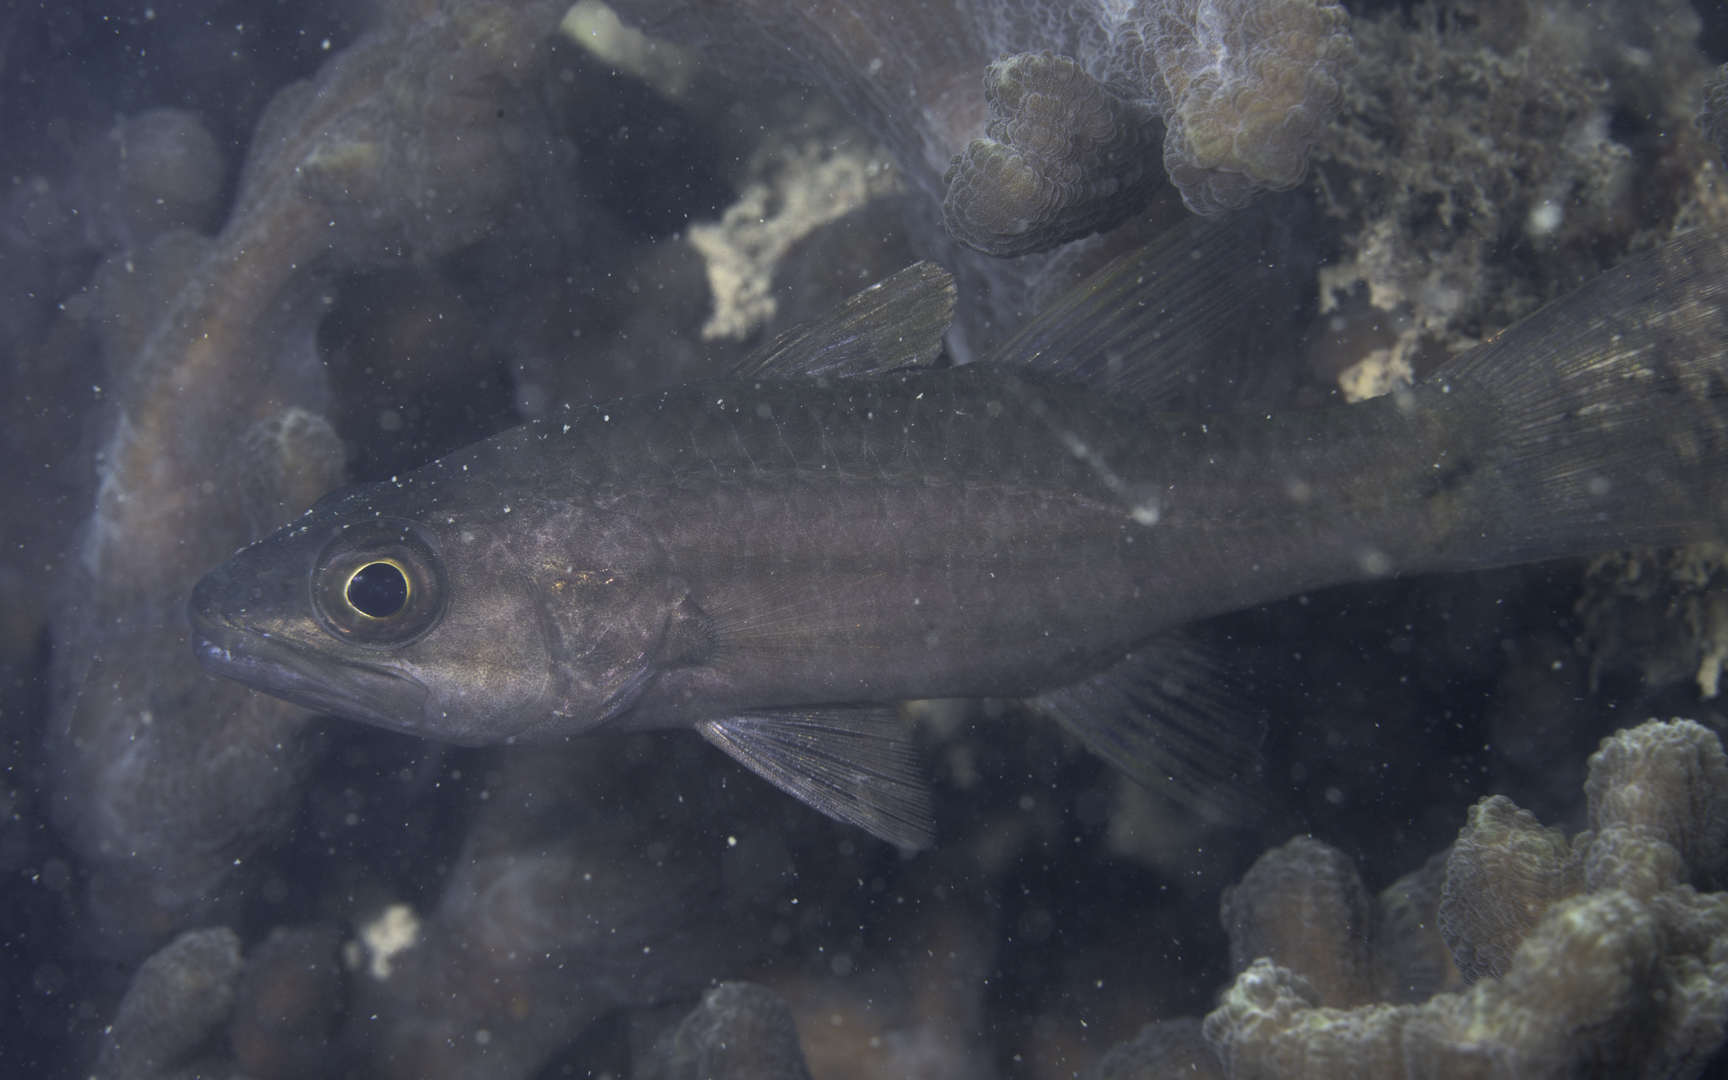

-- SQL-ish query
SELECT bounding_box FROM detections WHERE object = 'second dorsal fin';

[726,261,957,380]
[984,216,1268,409]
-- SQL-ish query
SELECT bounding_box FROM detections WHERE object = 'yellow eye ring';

[311,519,447,647]
[344,559,412,620]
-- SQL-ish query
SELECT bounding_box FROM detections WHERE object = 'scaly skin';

[188,364,1498,743]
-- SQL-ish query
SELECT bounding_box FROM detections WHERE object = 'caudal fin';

[1436,224,1728,564]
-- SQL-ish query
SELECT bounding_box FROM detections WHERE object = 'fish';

[187,220,1728,848]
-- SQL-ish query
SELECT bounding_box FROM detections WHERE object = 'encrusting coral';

[1130,0,1355,216]
[1090,719,1728,1079]
[940,0,1356,242]
[617,0,1355,240]
[943,51,1166,257]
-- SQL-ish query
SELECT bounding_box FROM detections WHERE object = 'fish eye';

[345,561,410,618]
[311,519,447,647]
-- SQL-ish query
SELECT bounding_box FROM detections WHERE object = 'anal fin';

[1031,635,1265,822]
[697,707,934,848]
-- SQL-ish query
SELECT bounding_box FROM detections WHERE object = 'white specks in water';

[1358,549,1393,577]
[756,402,772,418]
[1588,475,1612,496]
[1130,504,1160,526]
[1527,199,1564,237]
[1285,478,1312,503]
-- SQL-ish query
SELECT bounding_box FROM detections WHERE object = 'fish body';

[189,223,1728,844]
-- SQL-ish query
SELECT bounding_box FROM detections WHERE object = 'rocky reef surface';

[3,0,1728,1077]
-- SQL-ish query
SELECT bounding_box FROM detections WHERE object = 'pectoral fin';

[1030,635,1265,822]
[697,707,934,849]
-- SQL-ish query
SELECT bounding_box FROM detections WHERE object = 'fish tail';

[1434,224,1728,564]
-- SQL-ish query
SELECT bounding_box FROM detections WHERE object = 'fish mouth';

[188,598,430,732]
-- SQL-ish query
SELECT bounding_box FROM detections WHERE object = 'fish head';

[187,482,559,744]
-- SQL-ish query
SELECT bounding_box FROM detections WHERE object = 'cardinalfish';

[188,221,1728,846]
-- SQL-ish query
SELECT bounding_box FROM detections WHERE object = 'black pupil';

[347,562,409,618]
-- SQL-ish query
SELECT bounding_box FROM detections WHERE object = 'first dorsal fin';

[983,216,1267,409]
[697,707,935,848]
[726,262,956,380]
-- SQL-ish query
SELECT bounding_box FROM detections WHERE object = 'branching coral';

[45,0,569,958]
[94,928,244,1080]
[8,1,1727,1076]
[346,741,781,1080]
[227,928,343,1080]
[1219,836,1375,1007]
[1100,719,1728,1079]
[1438,796,1584,981]
[608,0,1354,353]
